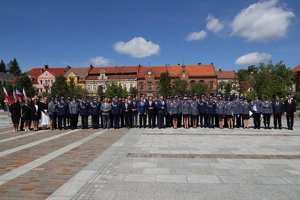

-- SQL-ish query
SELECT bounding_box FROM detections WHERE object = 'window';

[51,80,54,84]
[46,73,48,76]
[209,81,213,89]
[190,80,196,85]
[92,84,96,91]
[122,82,127,90]
[200,80,205,83]
[100,83,106,91]
[139,82,143,89]
[40,80,43,84]
[129,82,134,89]
[87,84,91,91]
[37,88,42,93]
[156,82,159,89]
[148,82,152,89]
[45,80,48,86]
[101,75,104,79]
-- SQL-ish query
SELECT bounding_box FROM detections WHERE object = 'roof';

[64,67,93,80]
[89,66,140,74]
[46,68,68,76]
[137,66,168,78]
[215,70,236,79]
[85,75,137,80]
[292,65,300,72]
[168,64,217,77]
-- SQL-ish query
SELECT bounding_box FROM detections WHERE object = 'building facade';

[215,69,238,95]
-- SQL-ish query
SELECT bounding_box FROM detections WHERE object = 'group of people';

[9,93,297,132]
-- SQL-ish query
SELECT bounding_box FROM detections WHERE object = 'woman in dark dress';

[21,99,32,131]
[31,99,40,131]
[9,98,21,132]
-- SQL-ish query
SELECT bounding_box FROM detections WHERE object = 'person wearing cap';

[168,97,180,129]
[190,98,199,128]
[224,98,234,129]
[122,98,132,129]
[232,95,242,128]
[111,96,122,129]
[165,96,172,128]
[240,97,251,129]
[57,97,68,130]
[90,96,101,129]
[272,96,283,129]
[181,97,191,129]
[198,95,207,128]
[262,96,273,129]
[176,95,183,128]
[216,97,225,129]
[66,97,71,129]
[137,97,147,128]
[79,96,90,129]
[146,96,156,129]
[283,94,296,130]
[251,94,263,129]
[156,96,167,129]
[101,98,112,129]
[206,96,216,128]
[97,96,103,128]
[69,96,79,130]
[131,97,138,128]
[53,96,59,129]
[48,97,57,130]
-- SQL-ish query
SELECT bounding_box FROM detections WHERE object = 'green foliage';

[158,72,172,97]
[15,73,36,98]
[7,58,22,76]
[293,94,300,103]
[236,60,296,100]
[128,87,138,98]
[97,85,105,97]
[190,82,211,96]
[172,78,188,95]
[50,75,69,97]
[217,80,238,96]
[0,60,6,72]
[105,82,127,98]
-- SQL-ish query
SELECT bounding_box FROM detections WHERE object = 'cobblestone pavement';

[0,110,299,200]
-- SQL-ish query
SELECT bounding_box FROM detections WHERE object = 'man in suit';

[146,96,156,128]
[79,96,89,129]
[284,94,296,130]
[131,97,138,128]
[100,98,112,129]
[90,96,100,129]
[122,98,132,129]
[137,97,147,128]
[272,96,283,129]
[156,96,167,129]
[57,97,68,130]
[69,96,79,130]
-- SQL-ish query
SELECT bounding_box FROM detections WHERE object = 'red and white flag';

[22,88,27,100]
[15,89,23,100]
[13,89,16,99]
[3,87,12,104]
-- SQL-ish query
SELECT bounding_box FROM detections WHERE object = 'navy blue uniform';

[79,100,90,129]
[90,101,100,129]
[111,100,122,128]
[57,100,68,130]
[206,101,216,128]
[272,101,283,129]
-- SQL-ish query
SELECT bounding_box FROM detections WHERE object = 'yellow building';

[64,66,94,89]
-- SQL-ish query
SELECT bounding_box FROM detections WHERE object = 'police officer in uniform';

[251,94,263,129]
[232,95,241,128]
[79,96,89,129]
[190,98,199,128]
[111,96,122,129]
[48,97,57,130]
[198,95,207,128]
[177,95,182,128]
[206,96,216,128]
[57,97,68,130]
[262,96,273,129]
[90,96,100,129]
[169,96,180,129]
[69,96,79,130]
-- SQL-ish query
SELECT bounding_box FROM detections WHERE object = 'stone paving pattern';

[0,110,299,199]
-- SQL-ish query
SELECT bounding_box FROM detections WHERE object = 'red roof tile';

[215,70,236,79]
[89,66,140,74]
[85,75,137,80]
[64,66,93,80]
[138,66,168,78]
[46,68,68,76]
[168,64,216,77]
[292,65,300,72]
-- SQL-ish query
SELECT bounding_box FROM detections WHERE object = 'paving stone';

[186,175,220,183]
[142,167,170,175]
[124,174,156,182]
[156,175,187,183]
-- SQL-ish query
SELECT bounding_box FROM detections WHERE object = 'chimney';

[211,62,214,66]
[178,64,180,66]
[219,69,222,72]
[198,63,201,65]
[44,65,49,71]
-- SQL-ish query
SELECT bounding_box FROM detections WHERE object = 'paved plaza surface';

[0,111,299,200]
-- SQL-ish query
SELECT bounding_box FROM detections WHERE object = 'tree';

[128,87,138,98]
[15,73,36,98]
[0,60,6,72]
[105,82,127,98]
[158,72,172,97]
[51,75,69,97]
[68,77,77,97]
[172,78,188,95]
[217,80,238,96]
[190,82,211,96]
[97,85,105,97]
[7,58,21,76]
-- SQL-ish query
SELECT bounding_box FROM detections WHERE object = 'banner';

[3,87,12,104]
[15,89,24,100]
[22,88,27,100]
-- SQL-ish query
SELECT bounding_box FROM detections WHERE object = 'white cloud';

[231,0,295,42]
[185,30,207,41]
[206,14,224,33]
[89,56,112,66]
[113,37,160,58]
[235,52,272,66]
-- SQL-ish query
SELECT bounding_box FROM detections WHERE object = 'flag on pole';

[22,88,27,100]
[15,89,23,100]
[13,89,16,99]
[3,87,12,104]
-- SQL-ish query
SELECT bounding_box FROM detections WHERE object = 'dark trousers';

[177,113,182,127]
[102,115,110,128]
[53,112,57,129]
[139,114,146,128]
[58,115,66,129]
[148,113,155,128]
[263,114,271,128]
[199,113,207,127]
[234,114,241,128]
[99,114,103,128]
[132,112,138,127]
[214,114,219,127]
[113,114,120,128]
[157,113,165,128]
[19,117,24,130]
[166,113,171,127]
[273,114,282,129]
[207,114,214,128]
[253,113,261,128]
[286,113,294,129]
[70,114,78,129]
[124,112,131,127]
[120,114,124,127]
[81,115,88,129]
[110,114,113,127]
[92,115,99,128]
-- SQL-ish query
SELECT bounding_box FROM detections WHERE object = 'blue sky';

[1,0,299,72]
